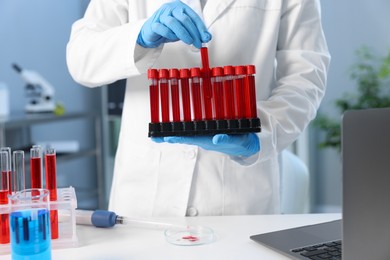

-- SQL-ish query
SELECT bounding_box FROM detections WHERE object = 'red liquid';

[148,69,160,123]
[7,171,12,195]
[30,157,42,189]
[200,47,212,120]
[245,73,258,118]
[212,79,224,120]
[0,190,10,244]
[149,82,160,123]
[191,77,202,121]
[182,235,199,242]
[170,71,181,122]
[234,66,246,119]
[200,47,210,70]
[180,70,192,122]
[159,69,170,123]
[223,66,235,120]
[160,80,170,122]
[202,71,213,120]
[45,153,58,239]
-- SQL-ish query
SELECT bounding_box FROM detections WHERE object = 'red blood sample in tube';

[30,148,43,189]
[200,47,210,70]
[148,69,160,123]
[202,73,213,120]
[200,47,213,120]
[0,189,9,244]
[180,69,192,122]
[0,147,12,195]
[0,151,10,244]
[223,66,235,120]
[45,149,58,239]
[211,67,225,120]
[170,69,181,122]
[159,69,170,123]
[234,66,247,119]
[245,65,258,118]
[190,68,203,121]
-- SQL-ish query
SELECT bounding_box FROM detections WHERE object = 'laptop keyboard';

[291,240,342,260]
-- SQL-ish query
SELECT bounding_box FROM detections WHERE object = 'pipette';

[74,209,216,246]
[75,209,182,230]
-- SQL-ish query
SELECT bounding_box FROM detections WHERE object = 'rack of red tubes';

[148,47,261,137]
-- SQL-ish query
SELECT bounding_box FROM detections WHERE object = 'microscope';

[12,63,56,113]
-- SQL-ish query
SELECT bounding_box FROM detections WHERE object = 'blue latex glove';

[137,0,212,48]
[152,133,260,157]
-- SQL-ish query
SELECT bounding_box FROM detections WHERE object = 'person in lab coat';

[66,0,330,217]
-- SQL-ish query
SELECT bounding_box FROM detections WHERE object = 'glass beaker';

[8,188,52,260]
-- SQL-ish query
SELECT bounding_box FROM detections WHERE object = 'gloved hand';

[137,0,212,48]
[153,133,260,157]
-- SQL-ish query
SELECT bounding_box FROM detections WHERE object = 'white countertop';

[2,213,341,260]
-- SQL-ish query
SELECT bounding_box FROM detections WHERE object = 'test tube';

[180,68,192,122]
[30,146,43,189]
[245,65,258,119]
[234,66,247,119]
[200,47,212,120]
[200,46,210,70]
[148,69,159,124]
[223,66,235,120]
[211,67,225,120]
[1,147,12,195]
[0,150,10,244]
[159,69,170,123]
[190,68,203,121]
[170,68,181,122]
[12,150,26,193]
[45,148,58,239]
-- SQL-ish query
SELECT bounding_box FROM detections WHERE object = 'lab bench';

[0,111,104,209]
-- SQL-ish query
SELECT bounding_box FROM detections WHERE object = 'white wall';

[310,0,390,212]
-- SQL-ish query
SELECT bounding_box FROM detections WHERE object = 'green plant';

[314,46,390,150]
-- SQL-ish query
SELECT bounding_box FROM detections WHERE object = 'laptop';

[250,107,390,260]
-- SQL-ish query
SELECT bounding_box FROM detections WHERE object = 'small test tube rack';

[148,47,261,137]
[0,186,78,254]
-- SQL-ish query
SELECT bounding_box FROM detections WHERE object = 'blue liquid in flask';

[10,209,52,260]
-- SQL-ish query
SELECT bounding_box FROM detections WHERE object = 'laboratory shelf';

[0,111,104,209]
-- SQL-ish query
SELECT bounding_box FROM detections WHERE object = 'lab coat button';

[186,207,198,216]
[185,150,196,159]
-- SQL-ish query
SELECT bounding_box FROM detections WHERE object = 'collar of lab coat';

[181,0,236,28]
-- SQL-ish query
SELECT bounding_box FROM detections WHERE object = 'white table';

[3,213,341,260]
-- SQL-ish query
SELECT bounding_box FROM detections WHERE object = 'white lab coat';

[67,0,330,217]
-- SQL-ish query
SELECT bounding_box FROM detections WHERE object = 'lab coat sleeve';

[66,0,162,87]
[257,0,330,162]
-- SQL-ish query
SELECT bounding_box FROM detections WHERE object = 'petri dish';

[164,225,215,246]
